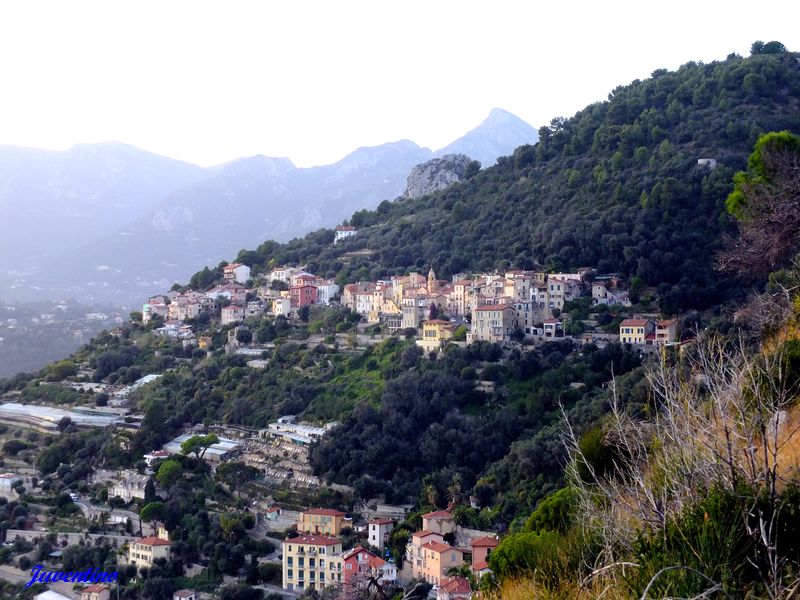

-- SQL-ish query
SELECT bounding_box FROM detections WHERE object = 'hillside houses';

[138,262,669,351]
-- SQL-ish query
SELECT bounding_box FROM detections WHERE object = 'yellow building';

[417,540,465,586]
[125,536,171,570]
[417,320,455,353]
[297,508,347,536]
[619,318,654,345]
[282,535,343,592]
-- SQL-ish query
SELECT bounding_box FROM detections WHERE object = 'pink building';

[290,284,317,308]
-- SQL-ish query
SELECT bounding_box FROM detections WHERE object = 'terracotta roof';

[543,318,561,324]
[283,535,341,546]
[422,509,454,519]
[83,584,110,593]
[369,518,394,525]
[425,319,454,325]
[336,225,356,231]
[657,319,677,327]
[421,540,457,553]
[303,508,345,517]
[173,591,195,598]
[412,530,442,539]
[620,318,650,327]
[471,536,500,548]
[441,576,472,594]
[343,545,370,560]
[368,555,388,569]
[472,559,490,571]
[135,536,171,546]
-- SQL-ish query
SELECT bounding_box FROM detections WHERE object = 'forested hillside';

[4,47,800,600]
[219,51,800,314]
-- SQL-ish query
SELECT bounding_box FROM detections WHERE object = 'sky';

[0,1,797,168]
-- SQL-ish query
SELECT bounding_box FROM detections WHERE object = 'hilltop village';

[0,255,679,600]
[142,261,679,352]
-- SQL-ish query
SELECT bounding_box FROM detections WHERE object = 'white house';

[224,263,251,284]
[272,298,292,317]
[334,225,356,244]
[316,282,340,305]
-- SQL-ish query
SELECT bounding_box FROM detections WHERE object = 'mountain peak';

[436,108,538,166]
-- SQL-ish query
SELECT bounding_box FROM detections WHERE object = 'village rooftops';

[412,530,442,539]
[470,536,500,547]
[282,535,341,546]
[83,584,110,593]
[620,318,650,327]
[421,510,454,519]
[421,540,453,553]
[440,576,472,594]
[369,517,394,525]
[135,536,171,546]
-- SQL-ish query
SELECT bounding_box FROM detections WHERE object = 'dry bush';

[564,333,800,597]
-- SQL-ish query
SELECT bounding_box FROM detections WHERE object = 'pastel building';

[282,535,344,592]
[368,518,394,552]
[297,508,347,536]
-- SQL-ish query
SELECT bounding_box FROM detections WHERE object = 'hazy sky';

[0,1,797,167]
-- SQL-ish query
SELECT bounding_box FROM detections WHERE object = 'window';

[298,557,305,567]
[309,558,315,568]
[287,557,293,566]
[288,569,293,580]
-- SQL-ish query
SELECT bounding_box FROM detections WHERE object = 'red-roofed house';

[290,284,317,308]
[655,319,677,346]
[335,225,357,244]
[81,585,110,600]
[282,535,344,592]
[125,535,171,570]
[415,541,465,585]
[368,518,395,552]
[470,536,500,575]
[619,318,654,345]
[342,546,398,587]
[172,591,196,600]
[437,576,472,600]
[406,530,445,568]
[224,263,251,284]
[422,510,456,535]
[297,508,347,536]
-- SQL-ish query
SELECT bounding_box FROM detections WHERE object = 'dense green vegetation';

[2,48,800,599]
[195,51,800,316]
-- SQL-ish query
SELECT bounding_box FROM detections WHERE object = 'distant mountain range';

[0,108,537,305]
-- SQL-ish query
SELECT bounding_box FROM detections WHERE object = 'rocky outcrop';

[404,154,475,199]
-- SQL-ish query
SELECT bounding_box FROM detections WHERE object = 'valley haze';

[0,108,537,307]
